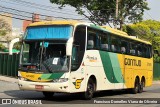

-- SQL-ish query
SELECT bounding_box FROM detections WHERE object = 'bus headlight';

[53,78,68,83]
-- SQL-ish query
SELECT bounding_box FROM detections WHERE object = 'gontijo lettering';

[124,58,141,66]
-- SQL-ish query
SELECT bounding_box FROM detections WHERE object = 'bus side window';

[147,45,152,58]
[120,39,128,54]
[71,25,86,71]
[149,45,153,58]
[111,45,116,52]
[87,40,94,49]
[130,42,136,55]
[111,35,120,53]
[101,44,108,50]
[142,44,151,58]
[71,44,79,66]
[141,44,146,58]
[100,32,109,51]
[121,47,126,53]
[136,44,142,57]
[87,28,99,50]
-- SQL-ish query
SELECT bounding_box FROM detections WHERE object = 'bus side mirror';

[66,37,73,56]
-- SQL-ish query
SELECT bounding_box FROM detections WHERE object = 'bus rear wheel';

[83,79,95,100]
[131,78,139,94]
[138,80,145,93]
[43,92,54,98]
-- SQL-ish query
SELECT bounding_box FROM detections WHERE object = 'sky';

[0,0,87,28]
[143,0,160,21]
[0,0,159,29]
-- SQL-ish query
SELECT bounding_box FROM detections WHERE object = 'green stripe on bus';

[90,24,108,31]
[99,51,114,83]
[99,51,124,83]
[109,53,124,83]
[49,72,64,79]
[40,72,64,80]
[40,74,52,79]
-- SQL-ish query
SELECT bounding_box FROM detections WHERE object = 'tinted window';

[111,35,120,53]
[129,42,136,56]
[87,28,99,50]
[120,39,129,54]
[100,32,109,51]
[71,26,86,71]
[136,43,143,57]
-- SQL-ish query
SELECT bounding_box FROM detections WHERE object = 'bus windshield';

[19,25,73,73]
[20,41,69,73]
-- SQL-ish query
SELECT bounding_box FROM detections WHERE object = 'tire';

[138,80,144,93]
[83,79,95,100]
[131,78,139,94]
[43,92,54,98]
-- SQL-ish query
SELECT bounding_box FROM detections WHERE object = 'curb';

[152,81,160,84]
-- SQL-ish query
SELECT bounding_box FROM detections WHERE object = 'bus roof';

[28,20,82,27]
[28,20,151,45]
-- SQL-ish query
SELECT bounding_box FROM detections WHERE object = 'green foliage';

[154,54,160,63]
[119,0,149,23]
[123,20,160,50]
[0,30,8,36]
[13,42,22,50]
[0,43,6,51]
[123,20,160,62]
[50,0,149,27]
[0,19,11,36]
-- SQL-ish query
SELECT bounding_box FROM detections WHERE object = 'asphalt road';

[0,80,160,107]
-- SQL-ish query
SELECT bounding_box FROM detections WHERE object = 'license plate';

[35,85,44,90]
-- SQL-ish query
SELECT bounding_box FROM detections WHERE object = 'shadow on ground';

[3,89,148,103]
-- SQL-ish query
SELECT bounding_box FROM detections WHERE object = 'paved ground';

[0,76,18,83]
[0,75,160,107]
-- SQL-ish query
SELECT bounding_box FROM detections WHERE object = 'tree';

[0,43,5,51]
[0,18,12,51]
[118,0,149,29]
[123,20,160,51]
[50,0,149,28]
[0,19,11,36]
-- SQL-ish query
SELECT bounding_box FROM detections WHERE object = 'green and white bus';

[18,20,153,100]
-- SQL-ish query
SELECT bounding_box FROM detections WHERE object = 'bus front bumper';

[18,80,70,93]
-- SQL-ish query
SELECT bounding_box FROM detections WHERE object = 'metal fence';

[0,53,160,79]
[0,53,19,77]
[153,63,160,79]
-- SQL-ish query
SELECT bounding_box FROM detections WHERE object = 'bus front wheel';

[43,92,54,98]
[83,79,95,100]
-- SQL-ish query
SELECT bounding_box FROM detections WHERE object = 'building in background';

[23,14,40,32]
[23,14,54,32]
